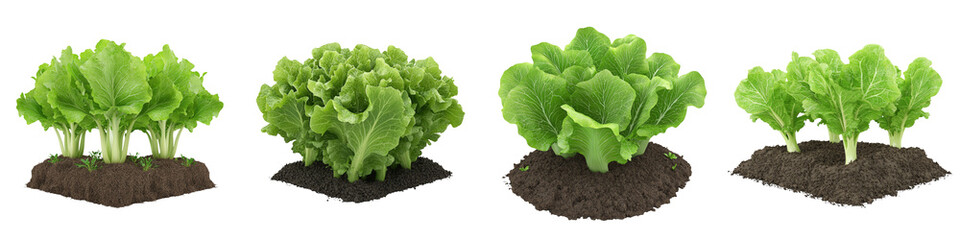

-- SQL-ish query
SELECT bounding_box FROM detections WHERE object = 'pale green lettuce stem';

[829,130,841,143]
[53,123,86,158]
[781,131,800,153]
[635,138,650,156]
[98,115,137,164]
[146,120,185,159]
[842,134,858,165]
[888,130,904,148]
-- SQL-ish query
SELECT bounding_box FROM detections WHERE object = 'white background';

[1,0,957,239]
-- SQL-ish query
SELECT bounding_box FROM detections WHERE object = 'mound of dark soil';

[27,156,215,207]
[272,157,451,202]
[506,142,692,220]
[732,141,949,206]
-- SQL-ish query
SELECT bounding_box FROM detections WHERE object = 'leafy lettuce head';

[500,27,705,173]
[259,43,463,182]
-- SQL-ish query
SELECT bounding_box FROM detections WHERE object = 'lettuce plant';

[137,46,223,159]
[734,67,809,152]
[748,45,912,164]
[258,43,463,182]
[499,27,706,173]
[17,40,220,163]
[17,47,95,158]
[875,58,941,148]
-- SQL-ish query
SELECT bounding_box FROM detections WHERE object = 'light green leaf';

[531,42,591,75]
[185,91,223,130]
[646,53,680,79]
[569,70,635,126]
[501,68,569,151]
[266,94,309,138]
[44,60,91,124]
[565,27,610,66]
[557,105,637,173]
[81,40,151,115]
[623,74,671,139]
[500,63,537,99]
[310,86,413,182]
[637,71,706,137]
[599,35,647,78]
[735,67,806,133]
[877,57,941,132]
[842,44,900,109]
[17,92,48,127]
[141,73,183,121]
[559,65,596,86]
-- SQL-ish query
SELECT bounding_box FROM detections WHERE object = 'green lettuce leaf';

[557,105,636,173]
[501,64,569,151]
[81,40,151,116]
[311,86,414,182]
[636,71,706,138]
[876,57,941,147]
[500,27,706,173]
[735,67,807,151]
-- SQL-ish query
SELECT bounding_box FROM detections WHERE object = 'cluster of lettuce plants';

[499,27,706,172]
[735,45,941,164]
[16,40,223,164]
[258,43,464,182]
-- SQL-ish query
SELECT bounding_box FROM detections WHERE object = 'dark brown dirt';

[732,141,949,206]
[26,155,215,207]
[271,157,451,202]
[506,142,692,220]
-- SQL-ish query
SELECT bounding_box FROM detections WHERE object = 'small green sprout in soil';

[664,152,678,160]
[520,166,530,172]
[180,155,196,167]
[76,151,102,172]
[136,156,155,171]
[671,163,678,171]
[47,154,62,164]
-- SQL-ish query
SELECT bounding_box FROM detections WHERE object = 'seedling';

[664,152,678,160]
[671,163,678,171]
[136,156,155,171]
[75,151,102,172]
[47,154,62,164]
[519,166,530,172]
[179,155,195,167]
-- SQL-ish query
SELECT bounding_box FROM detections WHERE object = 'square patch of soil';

[27,156,215,207]
[506,142,692,220]
[271,157,451,202]
[732,141,949,206]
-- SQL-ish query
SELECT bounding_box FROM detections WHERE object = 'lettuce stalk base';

[54,123,86,158]
[781,131,799,153]
[97,117,136,164]
[145,120,184,159]
[843,135,859,164]
[888,130,904,148]
[828,130,841,143]
[635,138,650,156]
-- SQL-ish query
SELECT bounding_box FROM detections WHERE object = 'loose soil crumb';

[272,157,451,202]
[732,141,949,206]
[506,142,692,220]
[27,156,215,207]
